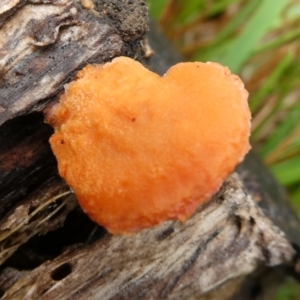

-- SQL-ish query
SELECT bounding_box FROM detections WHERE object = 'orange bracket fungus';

[46,56,251,234]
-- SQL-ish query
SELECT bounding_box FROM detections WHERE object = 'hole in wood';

[2,208,106,271]
[50,262,72,281]
[0,289,5,299]
[157,226,174,240]
[0,112,55,219]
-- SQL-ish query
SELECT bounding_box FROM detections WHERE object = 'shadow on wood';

[0,1,299,299]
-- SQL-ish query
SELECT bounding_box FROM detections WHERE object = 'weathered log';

[0,174,296,300]
[0,0,148,125]
[0,1,299,299]
[0,0,148,265]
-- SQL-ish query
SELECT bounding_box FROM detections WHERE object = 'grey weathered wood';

[0,1,299,299]
[1,174,295,300]
[0,0,148,125]
[237,151,300,246]
[0,0,122,124]
[0,0,148,266]
[0,180,76,265]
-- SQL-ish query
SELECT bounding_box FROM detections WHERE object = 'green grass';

[196,0,288,73]
[147,1,300,297]
[274,277,300,300]
[147,0,300,213]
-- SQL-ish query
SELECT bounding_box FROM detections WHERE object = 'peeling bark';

[0,0,148,266]
[0,0,148,125]
[0,1,299,300]
[0,175,296,300]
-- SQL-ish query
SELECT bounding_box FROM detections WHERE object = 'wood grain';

[0,1,299,299]
[1,174,295,300]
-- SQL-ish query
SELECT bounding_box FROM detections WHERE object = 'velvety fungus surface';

[46,56,251,234]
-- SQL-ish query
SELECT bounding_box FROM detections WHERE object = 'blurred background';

[147,0,300,298]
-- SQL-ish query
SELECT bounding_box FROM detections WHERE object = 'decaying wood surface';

[0,0,148,125]
[0,1,299,299]
[0,174,296,300]
[0,0,148,267]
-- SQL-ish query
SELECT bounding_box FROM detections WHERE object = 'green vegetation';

[274,277,300,300]
[147,0,300,213]
[147,1,300,297]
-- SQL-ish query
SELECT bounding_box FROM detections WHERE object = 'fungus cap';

[46,56,251,234]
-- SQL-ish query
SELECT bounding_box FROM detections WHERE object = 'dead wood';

[0,0,148,125]
[0,1,299,300]
[0,174,296,300]
[0,0,148,267]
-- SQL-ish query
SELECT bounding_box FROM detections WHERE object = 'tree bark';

[0,1,299,299]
